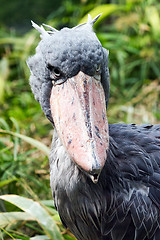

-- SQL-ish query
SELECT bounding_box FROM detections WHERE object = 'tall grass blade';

[0,58,9,103]
[0,129,50,156]
[0,178,18,188]
[10,117,20,161]
[0,227,16,239]
[0,118,10,130]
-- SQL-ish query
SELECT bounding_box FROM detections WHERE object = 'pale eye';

[96,65,101,73]
[52,67,61,78]
[47,64,61,80]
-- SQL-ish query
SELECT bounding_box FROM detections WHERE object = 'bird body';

[27,15,160,240]
[50,124,160,240]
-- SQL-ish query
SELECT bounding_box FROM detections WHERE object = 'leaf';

[0,129,50,156]
[0,227,16,239]
[145,6,160,36]
[0,58,9,103]
[0,178,18,188]
[0,118,10,130]
[0,195,63,240]
[41,200,57,208]
[10,117,20,161]
[79,4,126,25]
[11,234,29,240]
[0,212,35,227]
[30,235,50,240]
[63,235,76,240]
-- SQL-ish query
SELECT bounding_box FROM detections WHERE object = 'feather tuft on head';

[87,14,92,24]
[73,13,102,30]
[42,24,58,33]
[88,13,102,26]
[31,20,49,38]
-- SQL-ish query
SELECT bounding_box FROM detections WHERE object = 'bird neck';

[49,129,83,193]
[49,128,122,195]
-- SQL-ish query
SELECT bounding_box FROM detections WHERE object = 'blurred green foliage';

[0,0,160,239]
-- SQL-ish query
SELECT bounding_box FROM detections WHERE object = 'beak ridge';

[50,71,109,179]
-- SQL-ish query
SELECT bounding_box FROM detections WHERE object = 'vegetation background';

[0,0,160,239]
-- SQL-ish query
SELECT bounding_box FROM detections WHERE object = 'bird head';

[27,14,110,183]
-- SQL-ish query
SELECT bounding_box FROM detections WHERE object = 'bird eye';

[96,65,101,73]
[52,68,61,77]
[47,64,61,80]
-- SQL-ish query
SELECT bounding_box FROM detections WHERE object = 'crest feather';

[31,13,102,36]
[88,13,102,26]
[87,14,92,24]
[42,23,58,33]
[73,13,102,30]
[31,21,49,38]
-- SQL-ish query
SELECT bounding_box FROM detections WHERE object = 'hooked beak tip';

[89,167,101,184]
[89,173,100,184]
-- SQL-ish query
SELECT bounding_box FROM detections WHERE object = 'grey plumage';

[27,15,160,240]
[27,16,109,123]
[50,124,160,240]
